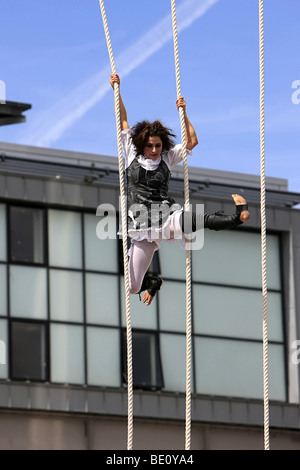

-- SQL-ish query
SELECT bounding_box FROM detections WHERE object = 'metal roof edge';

[0,140,289,192]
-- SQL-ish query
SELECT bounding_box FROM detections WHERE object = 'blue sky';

[1,0,300,194]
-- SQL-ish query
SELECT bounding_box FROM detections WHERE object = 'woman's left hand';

[110,73,120,88]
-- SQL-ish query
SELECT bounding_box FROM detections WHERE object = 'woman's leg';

[128,239,158,294]
[180,194,250,234]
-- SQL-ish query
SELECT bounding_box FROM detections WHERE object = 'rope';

[170,0,193,451]
[98,0,134,451]
[259,0,270,451]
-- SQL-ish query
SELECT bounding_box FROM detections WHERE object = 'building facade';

[0,139,300,450]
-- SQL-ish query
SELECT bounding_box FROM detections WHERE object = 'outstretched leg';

[129,195,250,306]
[180,194,250,234]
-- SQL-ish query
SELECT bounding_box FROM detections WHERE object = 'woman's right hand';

[176,96,186,112]
[110,73,120,88]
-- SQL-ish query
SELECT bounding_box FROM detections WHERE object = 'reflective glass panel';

[48,209,82,268]
[87,327,120,387]
[49,269,83,322]
[50,324,84,384]
[194,337,285,401]
[0,319,8,378]
[192,231,281,290]
[160,333,187,392]
[10,266,47,319]
[0,204,6,261]
[85,273,119,326]
[159,241,187,280]
[84,213,118,273]
[0,265,7,316]
[193,285,283,342]
[159,281,186,332]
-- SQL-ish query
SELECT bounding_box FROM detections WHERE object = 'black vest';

[126,157,180,230]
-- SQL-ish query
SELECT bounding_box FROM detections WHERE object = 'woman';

[110,73,250,306]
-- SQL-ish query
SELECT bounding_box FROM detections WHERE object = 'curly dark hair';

[131,120,176,156]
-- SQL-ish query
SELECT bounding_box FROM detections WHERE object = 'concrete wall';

[1,410,300,450]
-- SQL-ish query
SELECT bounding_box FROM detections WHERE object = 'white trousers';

[128,211,183,294]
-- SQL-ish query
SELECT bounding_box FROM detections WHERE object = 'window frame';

[9,318,50,382]
[0,199,288,403]
[7,203,48,266]
[121,328,164,391]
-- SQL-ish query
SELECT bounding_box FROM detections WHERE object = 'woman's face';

[143,136,162,161]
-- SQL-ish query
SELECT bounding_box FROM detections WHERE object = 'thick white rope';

[170,0,193,451]
[259,0,270,451]
[98,0,134,451]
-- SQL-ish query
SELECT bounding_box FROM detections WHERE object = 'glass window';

[0,204,6,261]
[194,337,286,401]
[9,206,45,264]
[159,241,187,280]
[9,266,47,319]
[122,330,163,390]
[85,273,119,326]
[268,343,287,401]
[159,281,186,332]
[10,321,48,381]
[87,327,120,387]
[84,213,118,273]
[192,231,281,290]
[50,324,84,384]
[0,319,8,379]
[49,269,83,322]
[48,209,82,269]
[193,285,284,342]
[160,333,187,393]
[0,265,7,316]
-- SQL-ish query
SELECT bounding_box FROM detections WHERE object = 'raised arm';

[110,73,130,131]
[176,97,198,151]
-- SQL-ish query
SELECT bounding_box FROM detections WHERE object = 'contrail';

[25,0,220,147]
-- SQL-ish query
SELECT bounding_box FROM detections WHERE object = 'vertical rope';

[98,0,134,451]
[170,0,193,451]
[259,0,270,451]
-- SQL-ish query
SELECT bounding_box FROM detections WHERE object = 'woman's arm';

[176,97,198,151]
[110,73,130,131]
